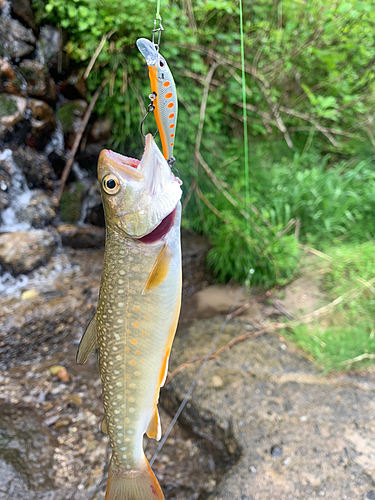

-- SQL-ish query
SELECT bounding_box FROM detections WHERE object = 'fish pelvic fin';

[146,406,161,441]
[105,457,164,500]
[76,314,98,365]
[142,244,171,295]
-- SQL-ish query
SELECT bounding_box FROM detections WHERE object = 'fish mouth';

[98,134,154,181]
[136,38,158,66]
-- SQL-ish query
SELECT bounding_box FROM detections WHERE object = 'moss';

[56,102,86,134]
[0,94,18,117]
[59,182,85,223]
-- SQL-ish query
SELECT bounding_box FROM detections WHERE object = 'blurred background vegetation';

[32,0,375,369]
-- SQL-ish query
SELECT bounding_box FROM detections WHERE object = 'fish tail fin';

[105,456,164,500]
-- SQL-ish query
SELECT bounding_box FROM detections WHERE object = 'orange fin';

[159,350,171,388]
[76,315,97,365]
[101,417,108,434]
[105,456,164,500]
[146,407,161,441]
[142,244,171,295]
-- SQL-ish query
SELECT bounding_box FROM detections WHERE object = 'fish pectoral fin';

[76,315,98,365]
[142,244,171,295]
[146,407,161,441]
[101,417,108,434]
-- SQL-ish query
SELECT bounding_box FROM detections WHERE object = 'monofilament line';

[150,268,253,467]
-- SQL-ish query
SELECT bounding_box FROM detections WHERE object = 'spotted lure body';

[137,38,178,163]
[77,134,182,500]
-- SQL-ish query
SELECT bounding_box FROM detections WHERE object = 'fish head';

[97,134,182,238]
[136,37,171,83]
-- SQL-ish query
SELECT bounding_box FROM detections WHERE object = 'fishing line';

[239,0,250,229]
[150,268,253,467]
[150,0,253,467]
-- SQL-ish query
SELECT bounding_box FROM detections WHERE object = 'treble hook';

[152,15,164,51]
[140,92,158,138]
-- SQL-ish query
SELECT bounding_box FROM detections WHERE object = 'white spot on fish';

[116,319,123,324]
[114,410,120,415]
[118,302,124,308]
[119,270,126,275]
[129,408,135,413]
[118,279,124,285]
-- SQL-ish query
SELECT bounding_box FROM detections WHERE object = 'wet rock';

[19,60,57,103]
[26,99,56,149]
[12,146,55,190]
[0,402,57,499]
[36,26,62,69]
[21,288,38,300]
[59,182,86,224]
[0,58,24,96]
[10,0,36,31]
[57,224,105,249]
[0,94,27,134]
[56,99,87,148]
[0,229,56,275]
[58,71,87,100]
[0,17,35,59]
[81,182,105,227]
[14,189,56,228]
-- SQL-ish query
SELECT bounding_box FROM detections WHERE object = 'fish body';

[137,38,178,163]
[77,134,182,500]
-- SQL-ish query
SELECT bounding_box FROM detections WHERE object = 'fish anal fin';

[101,417,108,434]
[146,407,161,441]
[76,315,98,365]
[142,244,171,295]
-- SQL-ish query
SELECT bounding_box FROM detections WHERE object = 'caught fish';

[77,133,182,500]
[137,38,178,164]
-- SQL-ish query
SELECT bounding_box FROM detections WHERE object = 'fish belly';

[97,208,181,470]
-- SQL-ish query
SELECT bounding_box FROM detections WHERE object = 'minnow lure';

[77,134,182,500]
[137,38,178,166]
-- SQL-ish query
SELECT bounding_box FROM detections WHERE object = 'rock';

[57,224,105,248]
[54,417,71,431]
[80,182,105,227]
[10,0,36,31]
[0,58,24,96]
[21,289,38,300]
[19,60,57,103]
[58,71,87,100]
[0,17,35,59]
[0,229,56,275]
[162,316,375,499]
[59,182,86,224]
[0,94,27,134]
[0,402,57,500]
[26,99,56,149]
[12,147,55,190]
[89,118,112,142]
[56,367,69,382]
[36,26,62,69]
[56,100,87,148]
[14,189,56,228]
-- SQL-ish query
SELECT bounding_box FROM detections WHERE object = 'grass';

[283,240,375,373]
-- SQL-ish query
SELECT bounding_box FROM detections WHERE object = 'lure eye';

[159,58,165,68]
[102,174,120,195]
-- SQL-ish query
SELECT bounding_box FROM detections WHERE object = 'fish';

[76,133,183,500]
[136,38,178,164]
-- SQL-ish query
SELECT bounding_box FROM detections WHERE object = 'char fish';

[77,133,182,500]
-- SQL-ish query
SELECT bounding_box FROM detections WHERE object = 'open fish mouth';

[98,134,155,181]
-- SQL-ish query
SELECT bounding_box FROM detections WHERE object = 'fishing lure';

[137,38,178,167]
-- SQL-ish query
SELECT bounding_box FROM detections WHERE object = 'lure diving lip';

[137,38,178,165]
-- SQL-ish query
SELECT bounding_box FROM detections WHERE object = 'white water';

[0,149,33,232]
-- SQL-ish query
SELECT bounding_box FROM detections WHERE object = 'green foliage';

[286,242,375,373]
[34,0,375,285]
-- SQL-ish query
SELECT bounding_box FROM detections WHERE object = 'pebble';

[21,289,38,300]
[211,375,224,388]
[366,491,375,500]
[270,445,283,457]
[54,417,72,430]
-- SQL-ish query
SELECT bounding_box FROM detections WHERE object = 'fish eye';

[102,174,120,195]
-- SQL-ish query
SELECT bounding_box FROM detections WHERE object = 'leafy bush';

[35,0,375,285]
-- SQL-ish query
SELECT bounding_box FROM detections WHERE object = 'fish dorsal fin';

[142,244,171,295]
[76,315,98,365]
[146,407,161,441]
[101,417,108,434]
